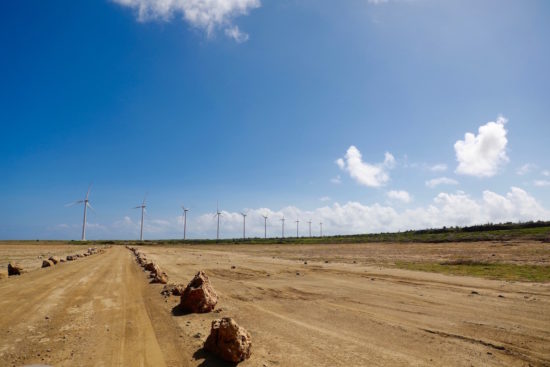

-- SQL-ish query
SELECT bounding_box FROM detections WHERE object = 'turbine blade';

[142,192,148,205]
[85,183,92,200]
[65,200,84,207]
[86,202,96,213]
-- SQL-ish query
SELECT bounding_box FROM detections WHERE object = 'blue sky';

[1,0,550,240]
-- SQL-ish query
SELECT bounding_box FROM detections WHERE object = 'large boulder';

[204,317,252,363]
[42,260,53,268]
[180,271,218,313]
[48,256,60,265]
[8,263,23,276]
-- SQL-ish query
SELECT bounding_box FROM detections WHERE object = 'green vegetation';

[118,221,550,246]
[394,261,550,282]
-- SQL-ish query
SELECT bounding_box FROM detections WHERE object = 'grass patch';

[394,261,550,282]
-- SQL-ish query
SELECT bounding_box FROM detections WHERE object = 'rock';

[48,256,60,265]
[161,283,185,296]
[66,255,74,261]
[180,271,218,313]
[8,263,23,276]
[144,262,157,272]
[153,271,169,284]
[42,260,53,268]
[204,317,252,363]
[59,258,66,263]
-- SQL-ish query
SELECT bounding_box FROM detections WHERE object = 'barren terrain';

[0,241,549,366]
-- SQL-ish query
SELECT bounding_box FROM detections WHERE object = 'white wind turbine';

[295,218,300,238]
[240,212,247,240]
[262,214,268,239]
[320,222,323,237]
[134,194,147,241]
[281,216,285,239]
[66,184,94,241]
[214,202,222,240]
[181,205,190,240]
[307,220,312,237]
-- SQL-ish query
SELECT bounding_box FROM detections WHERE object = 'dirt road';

[1,242,549,366]
[0,246,189,367]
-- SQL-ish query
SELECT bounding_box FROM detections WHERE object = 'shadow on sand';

[193,348,237,367]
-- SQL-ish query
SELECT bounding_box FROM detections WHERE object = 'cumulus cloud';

[320,196,331,202]
[336,146,395,187]
[454,116,509,177]
[387,190,411,203]
[112,0,260,41]
[425,177,459,188]
[534,180,550,187]
[542,170,550,177]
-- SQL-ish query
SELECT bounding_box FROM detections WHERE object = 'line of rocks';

[7,246,108,277]
[126,246,252,364]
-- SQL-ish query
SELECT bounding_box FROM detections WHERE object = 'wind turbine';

[181,205,190,240]
[295,218,300,238]
[66,184,94,241]
[308,220,312,237]
[320,222,323,237]
[262,214,268,239]
[214,202,222,240]
[281,216,285,238]
[134,194,147,241]
[240,212,247,240]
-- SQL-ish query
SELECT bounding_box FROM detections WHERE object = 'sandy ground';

[0,242,549,366]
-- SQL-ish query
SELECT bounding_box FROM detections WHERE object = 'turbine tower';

[134,195,147,241]
[295,219,300,238]
[240,212,247,240]
[281,216,285,238]
[262,215,268,239]
[181,205,190,240]
[214,202,222,240]
[308,220,312,237]
[320,222,323,237]
[66,184,94,241]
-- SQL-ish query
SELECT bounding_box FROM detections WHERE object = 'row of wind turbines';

[67,186,324,241]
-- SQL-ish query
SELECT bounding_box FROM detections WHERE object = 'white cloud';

[517,163,536,176]
[320,196,331,202]
[330,175,342,184]
[224,25,249,42]
[425,177,459,188]
[112,0,260,41]
[368,0,389,4]
[56,187,549,240]
[387,190,411,203]
[429,164,447,172]
[454,116,509,177]
[336,146,395,187]
[534,180,550,187]
[542,170,550,177]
